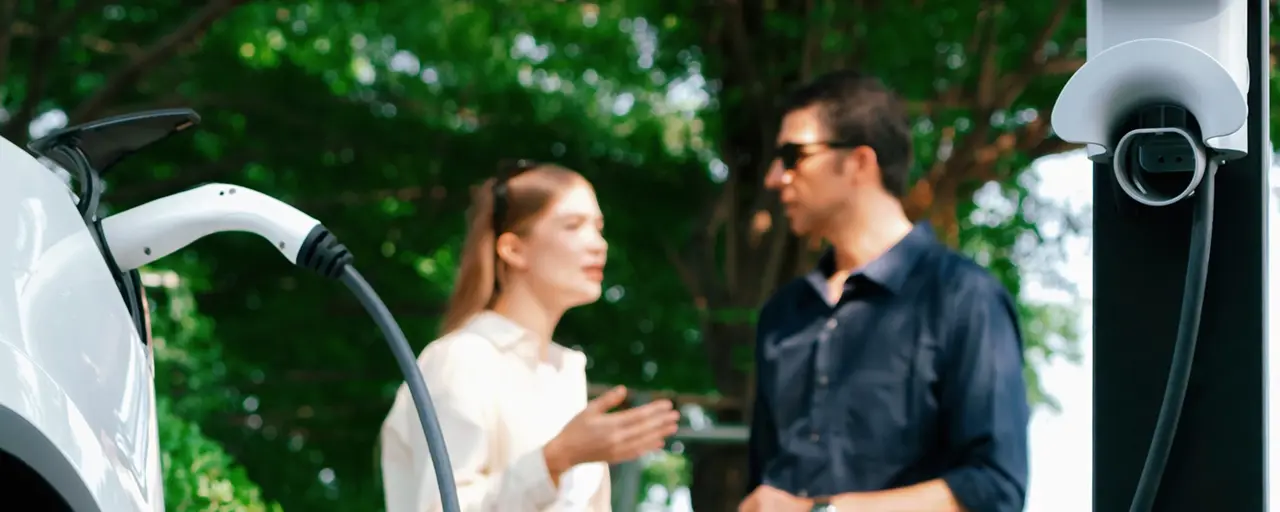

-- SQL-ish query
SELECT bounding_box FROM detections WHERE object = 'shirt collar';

[806,222,937,296]
[462,310,579,369]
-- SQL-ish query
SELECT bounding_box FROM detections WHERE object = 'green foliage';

[147,269,281,511]
[641,452,692,494]
[958,171,1086,411]
[158,396,284,512]
[0,0,1197,509]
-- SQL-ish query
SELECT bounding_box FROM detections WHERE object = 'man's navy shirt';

[747,223,1030,512]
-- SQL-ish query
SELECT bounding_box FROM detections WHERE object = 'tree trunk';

[676,1,820,508]
[904,175,964,246]
[688,443,751,512]
[686,320,757,509]
[676,1,1087,508]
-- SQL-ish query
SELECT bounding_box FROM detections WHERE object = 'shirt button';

[818,375,828,386]
[797,489,808,498]
[825,318,838,330]
[810,432,821,442]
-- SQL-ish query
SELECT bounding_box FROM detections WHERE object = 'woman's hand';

[543,386,680,477]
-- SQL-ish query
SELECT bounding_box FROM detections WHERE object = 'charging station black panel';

[1092,0,1269,510]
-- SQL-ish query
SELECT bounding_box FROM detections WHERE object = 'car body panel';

[0,135,159,511]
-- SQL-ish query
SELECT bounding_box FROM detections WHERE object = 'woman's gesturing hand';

[543,386,680,476]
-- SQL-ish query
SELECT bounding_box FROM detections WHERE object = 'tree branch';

[799,0,821,82]
[717,0,786,301]
[665,241,709,311]
[6,20,144,58]
[974,0,1005,108]
[2,2,56,143]
[108,152,256,204]
[926,1,995,110]
[920,0,1002,195]
[912,53,1082,116]
[326,301,446,318]
[719,0,777,159]
[905,106,1079,230]
[997,0,1076,106]
[747,0,833,302]
[906,11,988,223]
[0,0,20,89]
[1023,0,1075,73]
[916,0,1082,118]
[718,0,767,107]
[724,181,740,296]
[962,3,987,62]
[9,0,116,121]
[1041,56,1085,75]
[755,208,795,304]
[588,383,745,414]
[827,0,864,70]
[1026,132,1081,158]
[296,184,455,211]
[676,187,731,315]
[69,0,248,124]
[936,0,1004,206]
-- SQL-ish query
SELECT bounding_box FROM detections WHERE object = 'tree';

[3,2,714,508]
[1,1,1210,510]
[610,1,1091,507]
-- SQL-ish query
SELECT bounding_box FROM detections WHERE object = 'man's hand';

[738,485,814,512]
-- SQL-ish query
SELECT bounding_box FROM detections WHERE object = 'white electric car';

[0,109,460,511]
[0,111,186,510]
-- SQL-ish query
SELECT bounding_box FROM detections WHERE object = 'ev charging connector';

[100,183,465,512]
[1050,1,1250,511]
[23,108,465,512]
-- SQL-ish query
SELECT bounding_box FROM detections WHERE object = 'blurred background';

[4,1,1279,511]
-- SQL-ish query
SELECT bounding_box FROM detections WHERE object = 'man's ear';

[848,146,881,185]
[495,232,529,270]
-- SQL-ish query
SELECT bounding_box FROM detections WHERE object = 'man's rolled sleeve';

[938,277,1031,512]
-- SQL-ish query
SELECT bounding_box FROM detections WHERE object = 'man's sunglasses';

[773,141,860,170]
[492,158,540,236]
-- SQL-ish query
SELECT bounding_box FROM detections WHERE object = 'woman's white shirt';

[380,311,611,512]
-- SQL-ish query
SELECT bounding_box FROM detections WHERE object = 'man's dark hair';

[779,69,913,197]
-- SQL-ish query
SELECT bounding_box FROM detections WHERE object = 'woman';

[380,161,681,512]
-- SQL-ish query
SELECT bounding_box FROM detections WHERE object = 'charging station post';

[1091,0,1269,510]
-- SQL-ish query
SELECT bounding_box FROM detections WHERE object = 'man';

[739,70,1030,512]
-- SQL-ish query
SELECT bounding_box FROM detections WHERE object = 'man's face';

[765,106,859,237]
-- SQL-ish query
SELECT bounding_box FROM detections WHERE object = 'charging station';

[1051,0,1269,510]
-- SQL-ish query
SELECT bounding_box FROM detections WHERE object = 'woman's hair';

[439,163,588,335]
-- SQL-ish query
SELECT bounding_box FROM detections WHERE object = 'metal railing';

[610,424,749,511]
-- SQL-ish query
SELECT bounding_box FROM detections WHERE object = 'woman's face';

[501,181,608,309]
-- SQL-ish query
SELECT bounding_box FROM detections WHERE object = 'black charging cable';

[297,225,463,512]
